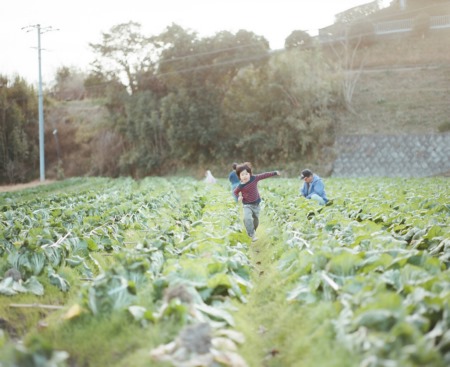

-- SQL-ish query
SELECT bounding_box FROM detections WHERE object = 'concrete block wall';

[332,133,450,177]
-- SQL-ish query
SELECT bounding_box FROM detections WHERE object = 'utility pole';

[37,24,45,182]
[22,24,58,182]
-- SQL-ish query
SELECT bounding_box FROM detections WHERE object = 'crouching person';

[300,169,328,205]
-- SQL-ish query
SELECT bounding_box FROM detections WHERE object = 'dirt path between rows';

[0,180,55,193]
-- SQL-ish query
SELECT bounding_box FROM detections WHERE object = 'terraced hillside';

[332,32,450,135]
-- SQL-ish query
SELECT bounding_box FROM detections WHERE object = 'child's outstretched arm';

[255,171,279,181]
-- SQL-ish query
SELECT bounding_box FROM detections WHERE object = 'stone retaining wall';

[332,133,450,177]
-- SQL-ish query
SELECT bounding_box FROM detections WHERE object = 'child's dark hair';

[232,162,238,170]
[236,162,252,177]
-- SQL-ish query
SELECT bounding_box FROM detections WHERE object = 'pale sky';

[1,0,383,86]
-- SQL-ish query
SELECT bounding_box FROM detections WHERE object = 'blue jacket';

[300,174,328,203]
[228,171,240,189]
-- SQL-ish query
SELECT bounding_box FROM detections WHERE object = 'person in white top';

[204,170,217,184]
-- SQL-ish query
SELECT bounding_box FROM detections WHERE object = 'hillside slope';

[333,31,450,135]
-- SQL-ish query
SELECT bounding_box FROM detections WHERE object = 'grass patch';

[0,270,79,340]
[232,223,360,367]
[14,311,179,367]
[0,259,179,367]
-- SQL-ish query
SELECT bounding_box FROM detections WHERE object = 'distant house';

[318,0,450,43]
[334,0,381,24]
[319,1,382,42]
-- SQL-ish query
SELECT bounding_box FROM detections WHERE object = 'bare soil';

[0,180,55,193]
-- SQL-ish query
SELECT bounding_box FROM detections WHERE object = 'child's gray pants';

[243,203,260,237]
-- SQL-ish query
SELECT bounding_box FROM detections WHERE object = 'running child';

[233,162,280,241]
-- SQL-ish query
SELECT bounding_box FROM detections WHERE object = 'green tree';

[89,21,155,95]
[51,66,86,101]
[156,25,269,167]
[87,21,342,176]
[119,91,168,176]
[84,66,109,99]
[222,49,343,165]
[285,30,313,50]
[154,23,200,90]
[0,75,39,183]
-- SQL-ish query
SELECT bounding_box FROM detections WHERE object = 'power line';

[157,42,269,65]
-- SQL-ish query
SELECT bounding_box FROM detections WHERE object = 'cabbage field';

[0,176,449,367]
